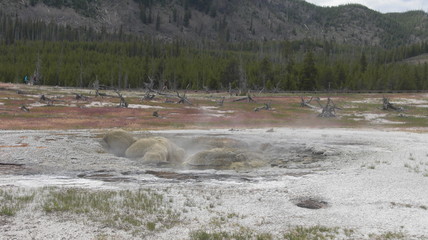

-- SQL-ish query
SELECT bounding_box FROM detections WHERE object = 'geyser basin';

[1,128,428,239]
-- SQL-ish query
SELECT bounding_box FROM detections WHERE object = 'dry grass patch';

[0,187,181,236]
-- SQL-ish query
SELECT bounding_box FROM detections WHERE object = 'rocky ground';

[1,128,427,239]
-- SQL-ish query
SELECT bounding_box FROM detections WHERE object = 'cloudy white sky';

[304,0,428,13]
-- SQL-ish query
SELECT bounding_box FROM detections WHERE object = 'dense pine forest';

[1,6,428,91]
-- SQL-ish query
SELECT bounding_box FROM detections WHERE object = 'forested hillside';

[0,0,428,91]
[2,0,428,46]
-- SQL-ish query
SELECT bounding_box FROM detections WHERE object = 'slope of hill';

[1,0,428,47]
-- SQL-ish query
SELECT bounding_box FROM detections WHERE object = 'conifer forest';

[1,2,428,92]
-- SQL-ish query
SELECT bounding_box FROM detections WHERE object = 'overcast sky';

[304,0,428,13]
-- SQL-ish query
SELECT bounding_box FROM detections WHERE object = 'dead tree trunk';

[40,95,54,106]
[32,52,42,85]
[143,92,155,101]
[143,76,172,101]
[144,76,155,92]
[20,105,30,112]
[93,79,108,98]
[272,80,282,93]
[176,91,192,105]
[382,97,403,111]
[217,97,225,107]
[175,84,192,105]
[300,96,320,109]
[115,90,128,108]
[233,91,255,102]
[318,98,340,118]
[254,102,272,112]
[95,89,107,98]
[74,93,89,101]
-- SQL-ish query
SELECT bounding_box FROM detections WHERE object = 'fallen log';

[254,102,272,112]
[20,105,30,112]
[95,89,108,98]
[233,92,255,102]
[74,93,89,101]
[300,96,320,109]
[0,163,25,167]
[382,97,403,111]
[40,95,54,106]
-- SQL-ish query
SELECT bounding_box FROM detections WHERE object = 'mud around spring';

[0,128,340,180]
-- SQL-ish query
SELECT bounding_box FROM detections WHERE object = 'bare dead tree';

[238,60,248,94]
[115,90,128,108]
[254,102,272,112]
[318,98,341,118]
[175,84,192,105]
[228,83,239,97]
[300,96,320,109]
[176,91,192,105]
[233,91,255,102]
[382,97,403,111]
[93,79,109,98]
[141,77,156,101]
[31,52,42,85]
[79,58,84,88]
[143,76,175,101]
[92,78,102,90]
[217,96,225,107]
[272,80,282,93]
[144,76,155,92]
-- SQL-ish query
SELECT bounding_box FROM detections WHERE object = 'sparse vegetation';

[0,187,180,236]
[189,228,272,240]
[370,231,406,240]
[404,153,428,176]
[0,189,35,216]
[283,226,339,240]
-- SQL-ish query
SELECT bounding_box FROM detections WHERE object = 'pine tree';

[300,51,317,90]
[360,52,367,73]
[156,12,161,31]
